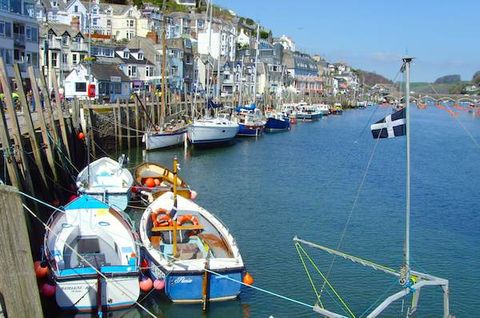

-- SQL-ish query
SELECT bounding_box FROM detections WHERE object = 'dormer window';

[138,52,144,60]
[123,50,129,59]
[92,7,98,14]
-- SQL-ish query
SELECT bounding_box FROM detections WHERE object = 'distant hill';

[410,82,470,94]
[472,71,480,85]
[434,75,461,84]
[356,70,392,87]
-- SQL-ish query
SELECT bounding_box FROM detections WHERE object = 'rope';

[320,128,384,295]
[358,279,398,318]
[19,194,157,318]
[295,242,324,308]
[297,243,356,318]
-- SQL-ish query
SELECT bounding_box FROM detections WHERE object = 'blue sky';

[213,0,479,82]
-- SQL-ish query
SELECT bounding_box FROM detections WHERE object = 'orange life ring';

[151,208,171,227]
[176,214,200,236]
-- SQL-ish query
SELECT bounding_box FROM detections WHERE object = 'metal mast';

[252,23,259,104]
[160,0,167,128]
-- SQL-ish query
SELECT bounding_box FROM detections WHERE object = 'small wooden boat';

[139,158,245,303]
[76,156,134,211]
[43,195,140,312]
[134,162,196,200]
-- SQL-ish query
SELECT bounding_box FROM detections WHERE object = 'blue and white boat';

[296,102,323,121]
[234,104,266,137]
[44,195,140,312]
[139,182,245,303]
[76,156,134,211]
[265,111,290,132]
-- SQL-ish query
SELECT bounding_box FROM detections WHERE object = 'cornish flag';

[371,108,406,139]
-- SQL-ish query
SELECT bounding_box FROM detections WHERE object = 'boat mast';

[252,23,260,105]
[403,57,412,284]
[160,0,167,128]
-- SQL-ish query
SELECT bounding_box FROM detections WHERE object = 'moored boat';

[134,162,196,200]
[187,115,239,145]
[43,195,140,312]
[139,158,245,303]
[76,156,134,211]
[296,102,322,121]
[264,111,290,132]
[234,105,266,137]
[143,122,187,151]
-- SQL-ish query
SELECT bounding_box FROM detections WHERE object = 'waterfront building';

[40,23,88,88]
[64,63,130,101]
[115,47,155,91]
[197,18,236,61]
[0,0,39,84]
[281,49,322,95]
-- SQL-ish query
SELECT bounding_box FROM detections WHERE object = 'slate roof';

[90,63,130,81]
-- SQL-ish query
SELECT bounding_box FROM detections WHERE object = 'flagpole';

[403,56,412,284]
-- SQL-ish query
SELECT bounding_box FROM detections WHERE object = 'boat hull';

[296,113,322,121]
[82,190,131,211]
[147,265,243,303]
[265,118,290,132]
[55,273,139,312]
[187,125,239,144]
[143,129,186,150]
[237,124,264,136]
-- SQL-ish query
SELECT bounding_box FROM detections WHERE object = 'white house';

[64,63,130,101]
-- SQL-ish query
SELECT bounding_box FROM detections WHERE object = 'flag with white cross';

[371,108,406,139]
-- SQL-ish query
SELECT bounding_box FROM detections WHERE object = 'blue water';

[62,105,480,317]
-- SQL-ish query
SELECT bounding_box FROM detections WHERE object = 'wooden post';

[87,108,96,158]
[71,98,80,130]
[0,59,34,193]
[12,64,48,189]
[126,102,131,151]
[38,67,59,145]
[201,258,210,311]
[134,97,139,146]
[50,69,71,158]
[0,185,44,318]
[0,103,22,189]
[118,103,123,150]
[28,66,58,182]
[113,100,119,153]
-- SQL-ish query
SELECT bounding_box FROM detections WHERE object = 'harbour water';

[55,105,479,317]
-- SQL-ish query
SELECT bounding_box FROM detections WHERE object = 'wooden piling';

[0,185,44,318]
[134,97,140,147]
[38,67,60,145]
[0,100,22,189]
[28,66,58,183]
[0,59,35,194]
[87,108,96,159]
[113,100,119,153]
[12,64,48,190]
[50,69,71,158]
[118,103,123,150]
[126,102,131,151]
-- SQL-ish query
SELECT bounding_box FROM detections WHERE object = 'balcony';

[71,42,88,51]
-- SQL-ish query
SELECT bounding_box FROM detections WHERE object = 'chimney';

[71,16,80,33]
[146,31,159,44]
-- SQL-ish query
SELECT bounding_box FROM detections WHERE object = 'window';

[75,82,86,92]
[123,50,129,59]
[0,0,7,11]
[137,52,143,60]
[62,34,68,45]
[0,22,4,36]
[92,7,98,14]
[74,5,78,13]
[112,82,121,94]
[51,52,58,67]
[13,49,24,63]
[126,31,134,39]
[92,18,98,26]
[127,65,137,77]
[126,20,134,27]
[11,0,21,14]
[72,54,77,64]
[62,53,67,64]
[79,54,85,61]
[106,19,111,27]
[145,66,153,77]
[4,22,11,37]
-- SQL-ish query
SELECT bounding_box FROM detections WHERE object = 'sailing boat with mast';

[187,0,239,145]
[143,2,188,150]
[293,58,451,317]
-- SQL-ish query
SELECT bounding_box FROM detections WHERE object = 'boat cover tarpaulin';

[207,99,223,109]
[235,103,256,112]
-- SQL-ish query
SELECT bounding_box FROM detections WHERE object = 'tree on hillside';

[434,75,461,84]
[472,71,480,85]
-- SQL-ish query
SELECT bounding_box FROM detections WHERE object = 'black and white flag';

[371,108,406,139]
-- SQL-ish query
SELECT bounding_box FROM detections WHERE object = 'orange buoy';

[40,282,56,297]
[145,178,155,188]
[77,132,85,140]
[35,261,49,279]
[242,272,254,285]
[190,190,198,200]
[139,277,153,293]
[154,178,161,186]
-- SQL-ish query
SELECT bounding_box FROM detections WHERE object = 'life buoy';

[176,214,200,236]
[151,208,171,227]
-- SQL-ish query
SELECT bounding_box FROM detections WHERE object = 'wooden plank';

[118,103,123,150]
[113,100,119,153]
[134,97,139,146]
[126,102,131,151]
[151,224,204,232]
[0,185,44,318]
[50,68,71,158]
[12,64,48,189]
[28,66,58,182]
[0,94,21,189]
[0,59,34,193]
[38,67,59,145]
